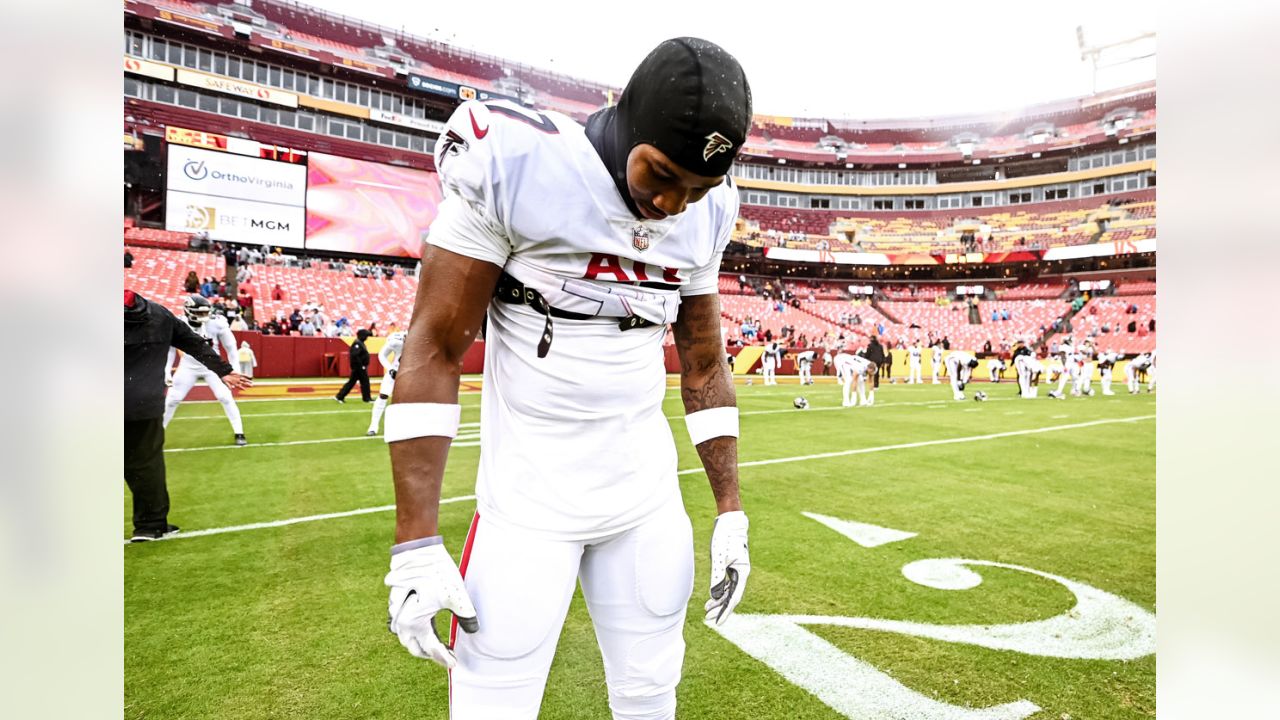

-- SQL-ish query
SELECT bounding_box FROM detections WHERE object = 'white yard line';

[138,415,1153,544]
[125,495,478,545]
[165,397,999,450]
[675,415,1154,475]
[166,431,480,453]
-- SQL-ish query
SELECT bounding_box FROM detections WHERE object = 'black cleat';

[235,434,248,446]
[366,430,377,436]
[131,524,180,543]
[335,396,345,404]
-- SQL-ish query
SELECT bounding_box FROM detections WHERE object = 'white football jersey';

[909,347,922,361]
[428,100,738,540]
[177,315,236,372]
[379,331,406,372]
[946,351,976,368]
[1130,353,1153,370]
[834,352,873,376]
[796,350,816,364]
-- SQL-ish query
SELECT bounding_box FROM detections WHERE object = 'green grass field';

[125,376,1155,719]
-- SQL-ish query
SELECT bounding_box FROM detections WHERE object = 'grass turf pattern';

[127,379,1154,719]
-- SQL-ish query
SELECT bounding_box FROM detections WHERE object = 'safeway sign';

[175,68,298,108]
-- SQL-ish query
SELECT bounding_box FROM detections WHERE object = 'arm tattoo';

[674,293,741,512]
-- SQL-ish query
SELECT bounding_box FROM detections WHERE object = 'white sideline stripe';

[165,397,1009,451]
[674,415,1155,475]
[124,495,478,545]
[140,415,1154,545]
[166,430,481,453]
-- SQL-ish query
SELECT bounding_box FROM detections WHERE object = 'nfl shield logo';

[632,225,651,252]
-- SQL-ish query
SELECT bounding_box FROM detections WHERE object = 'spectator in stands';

[288,308,303,333]
[1147,318,1155,332]
[983,340,993,354]
[272,284,285,302]
[992,308,999,322]
[299,317,316,336]
[230,314,248,332]
[184,271,199,294]
[124,250,134,268]
[942,336,951,350]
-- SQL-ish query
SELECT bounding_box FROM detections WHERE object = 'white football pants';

[908,359,922,384]
[798,361,812,384]
[1126,363,1152,393]
[1057,365,1075,395]
[762,359,777,385]
[989,364,1002,383]
[949,362,968,400]
[1100,366,1114,394]
[931,359,941,384]
[842,373,869,406]
[1075,363,1095,395]
[368,371,397,433]
[449,495,694,720]
[162,366,243,434]
[1015,356,1042,398]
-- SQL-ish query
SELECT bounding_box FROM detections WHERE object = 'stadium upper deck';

[125,0,1153,167]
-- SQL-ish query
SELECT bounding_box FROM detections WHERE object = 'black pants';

[124,417,169,533]
[337,366,371,401]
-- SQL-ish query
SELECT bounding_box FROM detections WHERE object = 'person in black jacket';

[125,290,251,541]
[336,329,373,403]
[864,336,887,389]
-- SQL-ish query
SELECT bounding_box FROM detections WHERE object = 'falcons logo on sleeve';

[439,129,470,165]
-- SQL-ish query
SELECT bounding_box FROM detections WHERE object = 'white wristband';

[685,407,739,446]
[384,403,462,444]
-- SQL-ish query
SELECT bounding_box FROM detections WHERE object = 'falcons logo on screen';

[439,129,469,165]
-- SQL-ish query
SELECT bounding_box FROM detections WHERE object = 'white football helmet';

[183,295,212,326]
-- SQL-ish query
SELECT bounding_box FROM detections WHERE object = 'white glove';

[385,539,478,668]
[704,510,750,625]
[164,373,173,387]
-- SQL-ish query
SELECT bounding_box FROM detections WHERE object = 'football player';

[987,356,1007,383]
[944,350,980,400]
[383,38,752,720]
[1127,351,1155,394]
[761,339,783,385]
[1097,349,1122,395]
[162,295,247,446]
[1047,339,1076,400]
[795,348,816,385]
[930,342,944,384]
[907,341,924,384]
[1074,341,1097,397]
[834,350,877,407]
[367,330,407,436]
[1012,343,1043,398]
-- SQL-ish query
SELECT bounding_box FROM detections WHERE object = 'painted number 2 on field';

[705,513,1155,719]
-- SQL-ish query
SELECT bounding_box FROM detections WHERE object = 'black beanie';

[587,38,752,216]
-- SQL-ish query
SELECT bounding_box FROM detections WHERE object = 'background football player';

[907,340,924,384]
[1127,351,1155,393]
[1012,342,1043,398]
[761,339,783,386]
[795,348,816,385]
[944,350,980,401]
[834,349,877,407]
[367,330,407,436]
[1097,348,1122,395]
[162,295,247,446]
